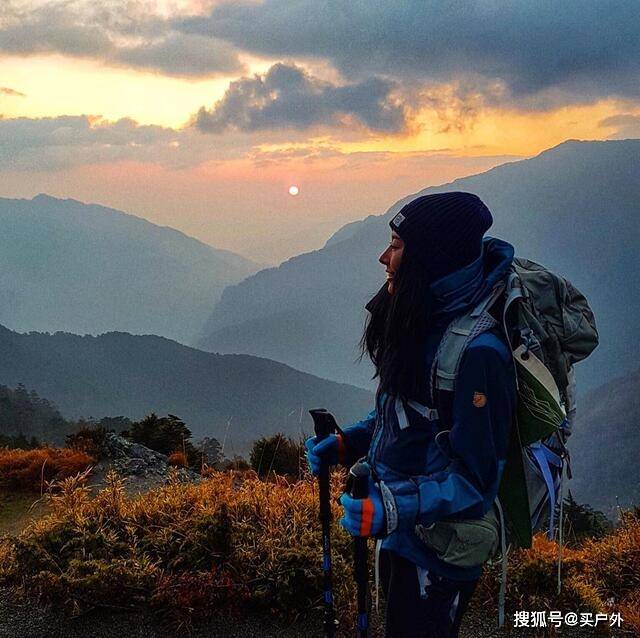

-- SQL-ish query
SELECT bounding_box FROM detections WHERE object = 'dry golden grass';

[0,469,358,629]
[0,468,637,634]
[0,447,94,492]
[476,512,640,635]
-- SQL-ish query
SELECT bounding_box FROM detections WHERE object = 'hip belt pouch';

[415,507,500,568]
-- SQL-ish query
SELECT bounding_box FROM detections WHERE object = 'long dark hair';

[360,251,432,401]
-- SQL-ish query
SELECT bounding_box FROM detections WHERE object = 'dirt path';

[0,587,324,638]
[1,588,615,638]
[0,492,48,537]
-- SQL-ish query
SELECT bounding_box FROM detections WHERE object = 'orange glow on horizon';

[1,52,632,160]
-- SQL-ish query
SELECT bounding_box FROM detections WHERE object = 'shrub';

[217,455,250,472]
[66,426,107,459]
[249,433,304,479]
[475,510,640,632]
[0,447,94,492]
[0,470,354,628]
[0,433,41,449]
[167,451,188,468]
[128,414,200,469]
[0,471,636,633]
[561,491,613,545]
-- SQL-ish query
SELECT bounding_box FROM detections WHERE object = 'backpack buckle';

[519,328,540,360]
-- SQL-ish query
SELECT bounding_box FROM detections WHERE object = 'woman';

[306,192,517,638]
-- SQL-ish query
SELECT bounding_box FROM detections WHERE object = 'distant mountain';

[0,383,75,444]
[0,194,259,344]
[569,368,640,515]
[0,325,373,453]
[199,139,640,392]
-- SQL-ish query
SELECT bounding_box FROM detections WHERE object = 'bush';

[0,447,95,491]
[167,451,188,468]
[0,433,41,450]
[561,491,613,544]
[128,414,200,469]
[219,455,250,472]
[0,470,354,628]
[202,455,250,476]
[475,510,640,633]
[249,433,304,479]
[66,426,107,459]
[1,471,636,633]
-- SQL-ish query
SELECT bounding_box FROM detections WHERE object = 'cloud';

[193,63,408,134]
[599,113,640,139]
[248,144,344,167]
[0,0,243,77]
[115,33,242,77]
[0,115,179,170]
[181,1,640,105]
[0,87,25,97]
[0,112,327,171]
[0,2,113,58]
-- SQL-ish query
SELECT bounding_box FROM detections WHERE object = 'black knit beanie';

[389,192,493,282]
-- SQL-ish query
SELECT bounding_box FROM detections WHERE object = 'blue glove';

[339,477,386,537]
[305,434,346,476]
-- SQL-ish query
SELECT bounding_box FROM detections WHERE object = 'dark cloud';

[181,1,640,104]
[0,1,243,77]
[194,63,407,133]
[0,2,113,58]
[116,33,242,77]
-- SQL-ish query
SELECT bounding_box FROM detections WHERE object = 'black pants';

[379,550,478,638]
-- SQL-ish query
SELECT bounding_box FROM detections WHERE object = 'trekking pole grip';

[348,461,370,499]
[310,408,338,441]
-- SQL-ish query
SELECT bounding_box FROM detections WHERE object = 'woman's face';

[378,231,405,294]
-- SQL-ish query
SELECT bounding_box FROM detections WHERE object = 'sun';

[288,185,299,196]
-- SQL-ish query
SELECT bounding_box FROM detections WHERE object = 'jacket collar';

[429,236,515,324]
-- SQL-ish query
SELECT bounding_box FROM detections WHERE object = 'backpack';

[416,257,598,625]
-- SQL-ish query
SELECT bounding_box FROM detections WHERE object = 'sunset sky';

[1,1,639,263]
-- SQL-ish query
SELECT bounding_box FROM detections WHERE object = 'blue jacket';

[342,237,517,580]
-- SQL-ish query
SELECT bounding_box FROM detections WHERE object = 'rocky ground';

[88,433,200,494]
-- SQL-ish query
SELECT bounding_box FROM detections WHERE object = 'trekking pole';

[347,461,371,638]
[309,409,340,638]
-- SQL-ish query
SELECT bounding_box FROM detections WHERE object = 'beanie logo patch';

[392,212,405,227]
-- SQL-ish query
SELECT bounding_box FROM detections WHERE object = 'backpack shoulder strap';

[431,282,506,400]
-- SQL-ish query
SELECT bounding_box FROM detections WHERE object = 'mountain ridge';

[28,194,259,267]
[570,365,640,515]
[0,194,260,344]
[199,138,640,392]
[0,323,374,454]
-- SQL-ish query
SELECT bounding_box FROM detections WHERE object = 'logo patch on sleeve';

[472,392,487,408]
